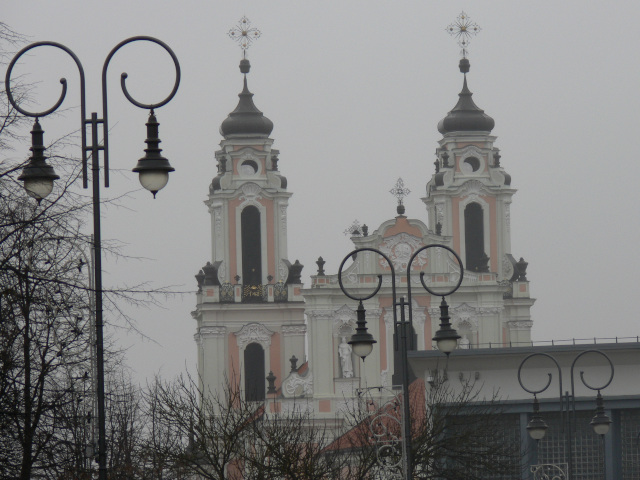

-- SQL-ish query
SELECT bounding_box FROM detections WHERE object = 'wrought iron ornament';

[358,386,406,479]
[344,219,363,236]
[446,11,481,58]
[531,463,567,480]
[390,178,410,203]
[228,16,261,53]
[390,178,410,215]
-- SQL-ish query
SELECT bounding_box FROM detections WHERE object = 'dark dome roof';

[437,58,494,135]
[220,59,274,138]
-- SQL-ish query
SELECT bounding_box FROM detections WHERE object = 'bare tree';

[0,29,96,472]
[0,219,95,479]
[411,375,522,478]
[239,402,376,480]
[336,375,524,480]
[142,374,258,480]
[0,22,172,479]
[141,370,521,480]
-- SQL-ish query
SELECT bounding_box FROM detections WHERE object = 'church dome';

[220,59,274,138]
[437,58,494,134]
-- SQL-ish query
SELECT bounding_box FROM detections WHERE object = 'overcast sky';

[4,1,640,384]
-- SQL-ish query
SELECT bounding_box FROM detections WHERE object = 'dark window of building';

[241,206,262,285]
[244,342,265,402]
[464,202,485,272]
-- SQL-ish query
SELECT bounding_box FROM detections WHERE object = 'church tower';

[303,19,535,414]
[423,53,534,347]
[193,26,305,402]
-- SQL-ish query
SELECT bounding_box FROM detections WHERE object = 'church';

[190,19,639,479]
[191,31,533,415]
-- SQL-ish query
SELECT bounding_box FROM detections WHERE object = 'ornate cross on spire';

[228,16,262,56]
[390,178,410,215]
[446,11,481,59]
[344,219,363,237]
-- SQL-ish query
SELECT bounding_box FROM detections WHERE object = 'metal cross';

[390,178,410,207]
[228,16,261,54]
[344,219,362,237]
[446,11,481,58]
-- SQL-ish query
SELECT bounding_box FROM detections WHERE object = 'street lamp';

[5,37,180,480]
[338,244,464,479]
[518,350,614,479]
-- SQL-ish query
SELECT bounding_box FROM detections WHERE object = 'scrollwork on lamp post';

[518,349,614,480]
[338,244,464,479]
[5,37,180,480]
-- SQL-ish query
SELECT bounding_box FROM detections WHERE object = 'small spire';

[220,17,273,139]
[437,18,495,136]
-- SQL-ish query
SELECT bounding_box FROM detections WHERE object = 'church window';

[241,206,262,286]
[240,160,258,175]
[464,202,485,272]
[461,156,481,174]
[244,342,266,401]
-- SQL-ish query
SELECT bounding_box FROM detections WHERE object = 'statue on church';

[338,337,354,378]
[459,334,470,349]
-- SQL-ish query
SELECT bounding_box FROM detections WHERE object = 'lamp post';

[337,244,464,479]
[5,37,180,480]
[518,349,614,480]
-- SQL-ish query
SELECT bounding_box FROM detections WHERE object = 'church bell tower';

[193,18,305,403]
[423,16,534,346]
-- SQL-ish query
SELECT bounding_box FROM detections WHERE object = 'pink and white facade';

[192,55,535,416]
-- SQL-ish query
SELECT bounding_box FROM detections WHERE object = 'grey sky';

[4,1,640,383]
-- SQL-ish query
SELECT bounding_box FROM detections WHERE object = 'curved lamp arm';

[5,37,181,190]
[337,248,396,359]
[570,349,614,394]
[5,41,88,179]
[338,247,396,303]
[518,352,565,435]
[407,244,463,306]
[518,352,563,397]
[101,36,181,187]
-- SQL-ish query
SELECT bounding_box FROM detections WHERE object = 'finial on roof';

[390,178,410,216]
[446,11,481,60]
[228,16,262,58]
[344,220,362,237]
[438,12,494,135]
[220,17,273,138]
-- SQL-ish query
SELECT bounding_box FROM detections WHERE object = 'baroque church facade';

[191,50,536,416]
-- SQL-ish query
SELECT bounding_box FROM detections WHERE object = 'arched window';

[464,202,486,272]
[244,343,265,401]
[241,206,262,285]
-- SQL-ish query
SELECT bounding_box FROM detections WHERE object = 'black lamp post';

[338,244,463,479]
[5,37,180,480]
[518,350,614,479]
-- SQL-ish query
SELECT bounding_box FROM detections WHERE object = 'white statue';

[459,334,470,349]
[338,337,354,378]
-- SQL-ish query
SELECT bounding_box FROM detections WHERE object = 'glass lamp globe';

[351,341,374,360]
[24,178,54,201]
[138,170,169,196]
[526,415,548,440]
[436,337,459,354]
